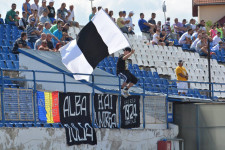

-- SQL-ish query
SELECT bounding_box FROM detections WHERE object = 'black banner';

[121,95,140,128]
[59,92,97,146]
[94,94,117,128]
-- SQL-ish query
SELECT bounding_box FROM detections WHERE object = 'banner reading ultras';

[94,94,118,128]
[121,95,140,129]
[59,92,97,146]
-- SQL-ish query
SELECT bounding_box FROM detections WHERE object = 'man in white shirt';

[68,5,79,28]
[211,41,224,52]
[190,33,202,50]
[31,0,40,16]
[125,11,135,34]
[179,29,193,45]
[213,32,222,46]
[19,11,28,31]
[152,29,165,46]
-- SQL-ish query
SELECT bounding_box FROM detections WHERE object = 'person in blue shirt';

[89,7,96,21]
[138,13,154,33]
[22,0,32,17]
[53,23,65,46]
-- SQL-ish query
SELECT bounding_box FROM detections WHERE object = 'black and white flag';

[60,9,130,81]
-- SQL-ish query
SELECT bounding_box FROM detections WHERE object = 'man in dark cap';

[116,47,137,97]
[175,60,188,95]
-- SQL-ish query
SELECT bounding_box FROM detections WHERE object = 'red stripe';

[52,91,60,123]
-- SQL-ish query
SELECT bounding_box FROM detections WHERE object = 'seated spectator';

[213,32,222,46]
[53,23,65,45]
[22,0,32,16]
[173,18,185,38]
[109,10,115,22]
[14,14,19,26]
[148,13,157,33]
[178,29,193,45]
[125,11,135,34]
[43,22,60,43]
[34,33,47,50]
[40,10,51,24]
[50,20,63,33]
[56,42,63,51]
[191,26,200,41]
[0,14,4,24]
[152,28,165,46]
[28,9,39,26]
[47,0,56,23]
[196,36,215,56]
[211,41,225,52]
[5,3,17,26]
[12,32,31,54]
[217,24,223,39]
[57,3,71,23]
[186,19,193,30]
[89,7,96,21]
[38,40,51,51]
[209,25,217,38]
[31,0,40,16]
[26,18,41,43]
[68,5,79,28]
[19,11,28,30]
[181,19,187,32]
[191,19,196,30]
[62,23,73,41]
[190,33,202,51]
[159,29,174,46]
[37,22,44,33]
[197,20,206,31]
[117,11,132,34]
[39,0,49,17]
[46,34,55,51]
[138,13,154,40]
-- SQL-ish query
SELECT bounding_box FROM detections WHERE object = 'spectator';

[148,13,156,32]
[209,25,217,38]
[16,11,20,20]
[39,0,49,17]
[89,7,96,21]
[105,8,108,14]
[47,0,56,23]
[38,40,50,51]
[5,3,17,25]
[109,10,115,22]
[186,19,193,30]
[198,20,206,31]
[159,29,174,46]
[138,13,154,40]
[125,11,135,34]
[28,9,39,26]
[163,17,171,34]
[26,18,41,43]
[217,24,223,39]
[196,36,214,56]
[43,22,60,43]
[55,42,63,51]
[223,23,225,39]
[14,14,19,26]
[31,0,40,15]
[62,23,73,41]
[213,32,222,46]
[173,18,184,38]
[211,41,225,52]
[19,12,28,30]
[53,23,65,45]
[191,27,200,41]
[0,14,4,24]
[157,21,161,31]
[191,19,196,30]
[57,3,70,23]
[152,28,165,46]
[178,28,193,45]
[190,33,202,51]
[98,6,102,11]
[68,5,79,28]
[175,60,188,95]
[46,34,55,51]
[40,10,51,24]
[181,19,187,32]
[22,0,32,16]
[12,32,31,54]
[50,20,63,33]
[34,33,46,50]
[117,11,131,34]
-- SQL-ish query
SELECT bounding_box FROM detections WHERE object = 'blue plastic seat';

[182,44,190,50]
[128,63,133,70]
[109,61,116,67]
[1,53,9,60]
[6,60,15,69]
[0,61,7,69]
[153,72,159,78]
[13,61,19,69]
[112,68,117,75]
[105,67,112,74]
[148,71,153,78]
[133,64,139,70]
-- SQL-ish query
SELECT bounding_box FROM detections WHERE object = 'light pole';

[162,1,167,24]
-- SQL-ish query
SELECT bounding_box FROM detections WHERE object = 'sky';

[0,0,197,35]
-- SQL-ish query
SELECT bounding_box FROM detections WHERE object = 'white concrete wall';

[0,124,178,150]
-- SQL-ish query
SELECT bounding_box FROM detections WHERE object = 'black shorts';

[117,70,138,84]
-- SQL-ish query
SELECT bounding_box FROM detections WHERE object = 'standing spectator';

[40,10,51,24]
[53,23,65,45]
[109,10,115,22]
[178,29,193,45]
[152,28,165,46]
[159,29,174,46]
[19,12,28,30]
[38,40,50,51]
[43,22,60,43]
[217,24,223,39]
[213,32,222,46]
[173,18,184,38]
[148,13,156,32]
[31,0,40,15]
[0,14,4,24]
[26,18,41,43]
[117,11,131,34]
[57,3,70,23]
[47,0,55,23]
[12,32,31,54]
[50,20,62,33]
[46,34,55,51]
[163,17,171,34]
[34,33,46,50]
[5,3,17,25]
[39,0,49,17]
[138,13,153,40]
[22,0,32,17]
[28,9,39,26]
[157,21,162,31]
[68,5,79,28]
[105,8,108,14]
[89,7,96,21]
[126,11,135,34]
[209,25,217,38]
[175,60,188,95]
[116,47,137,97]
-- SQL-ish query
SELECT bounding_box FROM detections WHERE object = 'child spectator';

[209,25,217,38]
[179,29,193,45]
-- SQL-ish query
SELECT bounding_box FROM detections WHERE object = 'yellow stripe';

[44,92,54,123]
